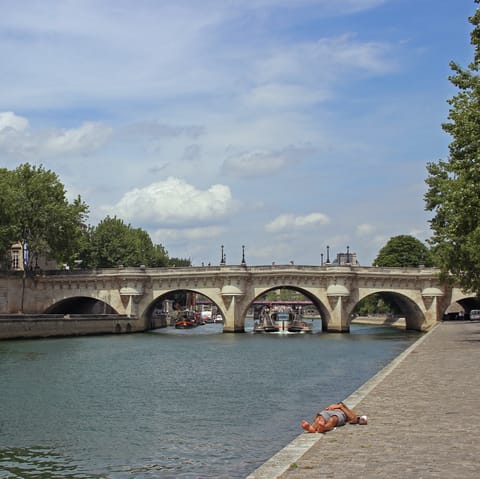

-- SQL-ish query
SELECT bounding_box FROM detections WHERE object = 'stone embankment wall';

[0,314,155,340]
[351,315,406,328]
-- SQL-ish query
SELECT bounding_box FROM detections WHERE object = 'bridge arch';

[45,296,119,315]
[443,293,480,319]
[141,289,226,329]
[243,285,329,331]
[351,290,425,330]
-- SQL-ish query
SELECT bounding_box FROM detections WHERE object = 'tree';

[0,164,89,268]
[0,168,16,265]
[373,235,433,267]
[0,163,89,310]
[354,294,399,316]
[168,256,191,267]
[83,216,170,268]
[425,1,480,294]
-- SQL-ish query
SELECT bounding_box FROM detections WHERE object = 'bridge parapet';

[35,264,442,278]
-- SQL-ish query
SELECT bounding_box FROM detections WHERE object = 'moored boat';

[253,307,278,333]
[288,313,312,333]
[174,310,199,329]
[254,307,312,334]
[175,318,196,329]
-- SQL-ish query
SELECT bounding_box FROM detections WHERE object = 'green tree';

[168,256,191,267]
[354,293,401,316]
[373,235,433,267]
[425,1,480,293]
[0,168,16,265]
[0,163,89,309]
[89,216,141,268]
[0,163,88,268]
[84,216,170,268]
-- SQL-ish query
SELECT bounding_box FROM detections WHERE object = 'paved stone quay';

[247,321,480,479]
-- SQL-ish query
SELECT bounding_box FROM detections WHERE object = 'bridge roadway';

[247,320,480,479]
[0,264,471,333]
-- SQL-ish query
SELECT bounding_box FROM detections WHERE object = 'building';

[332,251,360,266]
[6,242,57,271]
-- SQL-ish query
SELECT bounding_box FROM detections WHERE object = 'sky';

[0,0,476,266]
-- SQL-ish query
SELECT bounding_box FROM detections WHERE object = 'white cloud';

[323,34,393,74]
[0,111,29,131]
[0,112,113,159]
[121,121,205,140]
[373,235,387,246]
[105,177,234,226]
[153,226,225,242]
[265,213,330,233]
[228,0,387,16]
[0,0,394,114]
[356,223,374,236]
[223,149,292,177]
[43,122,113,156]
[254,34,394,88]
[249,0,386,9]
[222,145,314,178]
[408,227,430,243]
[245,83,330,109]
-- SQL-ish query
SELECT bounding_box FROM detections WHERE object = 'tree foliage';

[0,163,88,269]
[354,294,400,316]
[168,256,192,267]
[77,216,190,269]
[79,216,170,269]
[425,1,480,293]
[373,235,433,267]
[0,164,190,271]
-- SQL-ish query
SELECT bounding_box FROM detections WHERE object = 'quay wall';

[350,315,406,328]
[0,314,152,340]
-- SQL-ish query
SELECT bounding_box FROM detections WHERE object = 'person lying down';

[301,402,368,433]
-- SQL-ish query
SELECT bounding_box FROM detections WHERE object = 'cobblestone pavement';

[248,321,480,479]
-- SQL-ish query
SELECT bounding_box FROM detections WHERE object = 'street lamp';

[241,245,246,266]
[220,245,225,265]
[326,245,330,264]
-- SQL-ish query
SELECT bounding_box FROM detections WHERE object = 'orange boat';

[175,310,198,329]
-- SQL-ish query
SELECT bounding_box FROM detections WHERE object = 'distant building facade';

[333,251,360,266]
[6,242,56,271]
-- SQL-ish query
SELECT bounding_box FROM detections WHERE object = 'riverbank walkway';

[247,321,480,478]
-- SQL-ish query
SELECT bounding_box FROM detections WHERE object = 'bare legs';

[301,420,316,432]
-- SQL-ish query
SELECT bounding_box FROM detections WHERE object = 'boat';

[174,310,199,329]
[288,312,312,333]
[254,306,312,334]
[253,307,278,333]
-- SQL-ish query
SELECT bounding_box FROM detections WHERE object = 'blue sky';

[0,0,476,266]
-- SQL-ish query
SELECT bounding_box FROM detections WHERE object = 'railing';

[30,264,441,275]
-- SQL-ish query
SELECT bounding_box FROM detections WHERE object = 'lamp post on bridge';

[241,245,246,266]
[326,245,330,264]
[220,245,226,265]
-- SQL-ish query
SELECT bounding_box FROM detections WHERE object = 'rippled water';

[0,322,420,478]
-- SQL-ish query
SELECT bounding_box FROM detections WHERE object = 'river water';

[0,321,420,479]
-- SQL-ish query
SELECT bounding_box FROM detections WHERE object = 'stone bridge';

[1,264,475,333]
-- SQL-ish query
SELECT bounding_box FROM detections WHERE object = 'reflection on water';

[0,447,93,479]
[0,323,420,478]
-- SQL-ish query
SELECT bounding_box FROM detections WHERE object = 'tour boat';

[254,308,312,334]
